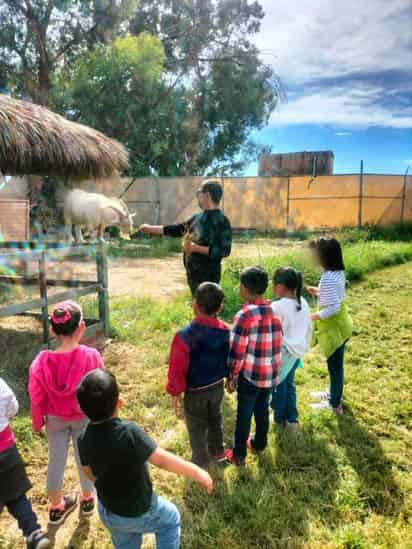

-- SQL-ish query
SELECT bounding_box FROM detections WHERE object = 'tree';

[62,0,281,175]
[0,0,138,105]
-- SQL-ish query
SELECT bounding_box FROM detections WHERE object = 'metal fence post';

[358,160,364,228]
[96,243,109,337]
[38,250,50,346]
[286,176,291,231]
[401,167,410,225]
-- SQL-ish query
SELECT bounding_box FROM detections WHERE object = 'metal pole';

[358,160,364,228]
[96,243,109,337]
[39,250,50,346]
[401,166,410,225]
[286,176,291,231]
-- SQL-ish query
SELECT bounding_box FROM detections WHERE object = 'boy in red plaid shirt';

[225,267,282,466]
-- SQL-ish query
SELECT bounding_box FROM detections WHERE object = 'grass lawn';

[0,242,411,548]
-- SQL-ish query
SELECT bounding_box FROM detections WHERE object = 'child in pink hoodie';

[28,301,104,526]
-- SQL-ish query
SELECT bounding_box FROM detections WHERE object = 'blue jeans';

[271,360,299,424]
[0,495,40,538]
[327,343,345,408]
[98,495,181,549]
[234,375,271,461]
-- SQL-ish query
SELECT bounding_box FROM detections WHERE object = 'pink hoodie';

[28,345,104,432]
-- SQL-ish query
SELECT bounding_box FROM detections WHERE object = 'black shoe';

[49,493,79,525]
[27,530,51,549]
[80,497,95,516]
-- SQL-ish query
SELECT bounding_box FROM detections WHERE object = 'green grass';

[1,239,412,548]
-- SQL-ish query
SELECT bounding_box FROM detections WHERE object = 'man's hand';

[138,224,151,234]
[172,395,184,419]
[306,286,318,297]
[182,237,192,255]
[225,378,236,393]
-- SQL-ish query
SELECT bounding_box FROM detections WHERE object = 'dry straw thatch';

[0,94,129,178]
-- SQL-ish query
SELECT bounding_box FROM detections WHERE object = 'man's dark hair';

[77,370,119,422]
[195,282,225,316]
[240,266,268,296]
[201,180,223,204]
[310,237,345,271]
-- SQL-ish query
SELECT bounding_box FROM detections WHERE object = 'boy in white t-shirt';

[271,267,312,430]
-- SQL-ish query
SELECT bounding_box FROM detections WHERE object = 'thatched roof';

[0,94,129,178]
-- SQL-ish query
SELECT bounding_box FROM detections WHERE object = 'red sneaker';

[210,451,227,463]
[223,449,245,467]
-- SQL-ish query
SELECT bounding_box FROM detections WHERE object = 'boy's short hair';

[240,266,268,295]
[77,370,119,422]
[195,282,225,316]
[201,180,223,204]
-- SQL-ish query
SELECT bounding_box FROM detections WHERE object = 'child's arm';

[28,358,47,432]
[227,312,249,384]
[166,334,190,417]
[0,378,19,419]
[149,447,213,493]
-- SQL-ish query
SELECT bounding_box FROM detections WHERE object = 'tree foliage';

[1,0,281,175]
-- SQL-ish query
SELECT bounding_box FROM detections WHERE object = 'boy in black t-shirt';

[77,370,213,549]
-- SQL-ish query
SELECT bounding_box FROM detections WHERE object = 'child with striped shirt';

[307,238,353,414]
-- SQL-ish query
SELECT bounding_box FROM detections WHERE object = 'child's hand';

[196,469,214,493]
[306,286,318,297]
[225,378,236,393]
[172,395,184,419]
[274,375,281,386]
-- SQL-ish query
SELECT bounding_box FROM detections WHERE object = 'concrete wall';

[2,174,411,236]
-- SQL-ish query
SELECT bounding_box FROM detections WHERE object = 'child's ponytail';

[296,271,303,311]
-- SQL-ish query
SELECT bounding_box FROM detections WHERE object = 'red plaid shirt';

[228,299,282,389]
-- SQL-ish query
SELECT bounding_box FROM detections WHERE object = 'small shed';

[259,150,334,176]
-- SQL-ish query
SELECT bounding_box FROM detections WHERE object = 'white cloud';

[257,0,412,84]
[271,84,412,128]
[255,0,412,129]
[335,132,352,136]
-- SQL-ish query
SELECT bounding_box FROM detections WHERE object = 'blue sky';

[248,0,412,175]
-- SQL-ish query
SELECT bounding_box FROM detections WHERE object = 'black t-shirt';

[78,418,157,517]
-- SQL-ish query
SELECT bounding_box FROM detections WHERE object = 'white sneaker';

[310,401,332,411]
[310,391,329,401]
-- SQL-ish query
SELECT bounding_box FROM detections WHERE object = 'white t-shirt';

[271,297,312,358]
[0,378,19,433]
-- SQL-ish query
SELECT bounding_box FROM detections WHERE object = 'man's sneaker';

[285,421,299,432]
[26,530,50,549]
[333,404,344,415]
[310,390,329,401]
[49,493,79,525]
[223,449,245,467]
[81,496,96,516]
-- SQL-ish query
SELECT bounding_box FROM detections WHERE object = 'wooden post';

[400,167,409,225]
[38,250,49,346]
[96,243,109,336]
[358,160,364,228]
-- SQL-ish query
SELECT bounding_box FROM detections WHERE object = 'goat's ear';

[130,213,136,218]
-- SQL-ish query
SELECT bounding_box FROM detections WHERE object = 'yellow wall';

[71,174,412,230]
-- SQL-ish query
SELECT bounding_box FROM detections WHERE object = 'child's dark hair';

[240,266,268,296]
[77,370,119,422]
[273,267,303,311]
[195,282,225,316]
[201,180,223,204]
[49,301,82,336]
[310,237,345,271]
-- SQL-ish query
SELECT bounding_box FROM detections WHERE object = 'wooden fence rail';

[0,243,109,347]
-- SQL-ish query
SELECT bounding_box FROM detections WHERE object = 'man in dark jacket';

[139,180,232,295]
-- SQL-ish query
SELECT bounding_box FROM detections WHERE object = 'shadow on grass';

[0,325,42,410]
[334,405,404,516]
[181,413,339,548]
